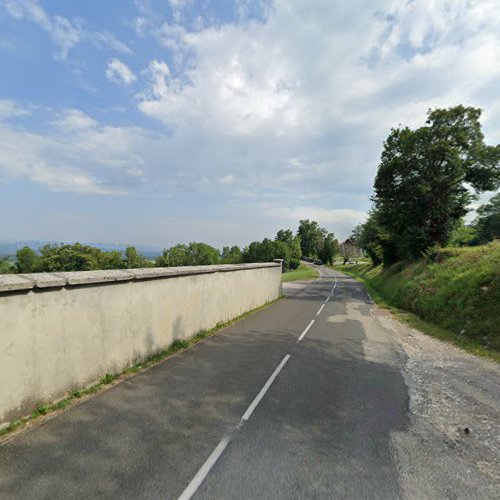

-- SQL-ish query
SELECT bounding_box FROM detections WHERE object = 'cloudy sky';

[1,0,499,248]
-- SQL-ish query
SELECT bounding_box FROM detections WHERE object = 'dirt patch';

[371,308,391,317]
[376,312,500,499]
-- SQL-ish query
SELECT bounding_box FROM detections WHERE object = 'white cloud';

[0,99,31,120]
[30,162,121,195]
[2,1,500,245]
[51,109,98,131]
[131,0,500,230]
[106,58,137,86]
[91,32,133,55]
[1,0,131,60]
[1,0,51,30]
[0,105,149,195]
[50,15,82,59]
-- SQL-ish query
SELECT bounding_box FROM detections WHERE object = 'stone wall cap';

[0,262,280,292]
[18,272,67,288]
[129,268,181,279]
[52,270,135,285]
[0,275,34,292]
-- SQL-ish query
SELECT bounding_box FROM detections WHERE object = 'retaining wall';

[0,263,282,425]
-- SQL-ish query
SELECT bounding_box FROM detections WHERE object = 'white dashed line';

[178,436,231,500]
[241,354,291,421]
[297,319,315,343]
[178,353,291,500]
[179,273,340,500]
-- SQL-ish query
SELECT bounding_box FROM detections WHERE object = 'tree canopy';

[3,220,340,274]
[155,242,220,267]
[12,243,150,273]
[364,105,500,263]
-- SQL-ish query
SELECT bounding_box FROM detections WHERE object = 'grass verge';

[0,296,282,440]
[335,252,500,362]
[282,263,320,283]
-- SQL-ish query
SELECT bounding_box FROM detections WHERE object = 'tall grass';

[336,241,500,353]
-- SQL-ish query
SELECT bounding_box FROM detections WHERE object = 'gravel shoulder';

[376,311,500,499]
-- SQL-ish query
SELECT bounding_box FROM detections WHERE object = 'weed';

[100,373,117,385]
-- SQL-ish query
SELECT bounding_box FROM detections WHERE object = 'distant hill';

[0,240,163,259]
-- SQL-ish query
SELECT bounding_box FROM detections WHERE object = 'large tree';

[373,106,500,262]
[242,238,292,270]
[221,246,243,264]
[318,233,339,265]
[156,242,220,267]
[37,243,125,271]
[15,246,40,273]
[297,219,326,258]
[276,228,302,266]
[124,246,149,268]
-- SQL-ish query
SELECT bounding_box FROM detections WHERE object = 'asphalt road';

[0,266,410,499]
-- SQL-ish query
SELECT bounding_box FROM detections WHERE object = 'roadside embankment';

[0,263,282,426]
[335,241,500,358]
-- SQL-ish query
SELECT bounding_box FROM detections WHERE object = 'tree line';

[1,220,340,274]
[352,105,500,265]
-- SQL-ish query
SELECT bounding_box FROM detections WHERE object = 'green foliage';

[276,229,302,260]
[318,232,339,265]
[1,243,153,274]
[124,246,150,268]
[15,246,40,273]
[37,243,127,272]
[282,263,319,282]
[355,213,385,265]
[297,219,326,258]
[372,105,500,263]
[156,242,220,267]
[337,241,500,352]
[155,244,189,266]
[185,242,220,265]
[448,221,479,247]
[221,245,243,264]
[100,373,117,384]
[474,192,500,243]
[0,255,14,274]
[275,228,302,268]
[243,238,291,270]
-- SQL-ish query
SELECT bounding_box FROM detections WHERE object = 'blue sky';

[1,0,499,249]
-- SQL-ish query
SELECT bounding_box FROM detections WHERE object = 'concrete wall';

[0,263,281,425]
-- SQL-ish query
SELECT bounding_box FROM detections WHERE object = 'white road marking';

[241,354,291,421]
[178,435,231,500]
[297,319,315,343]
[179,271,340,500]
[179,353,291,500]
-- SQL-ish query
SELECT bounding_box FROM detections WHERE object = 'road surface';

[0,266,498,499]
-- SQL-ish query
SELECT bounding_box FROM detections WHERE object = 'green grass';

[282,263,320,282]
[0,297,282,439]
[333,241,500,361]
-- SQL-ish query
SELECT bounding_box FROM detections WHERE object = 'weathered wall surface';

[0,263,281,425]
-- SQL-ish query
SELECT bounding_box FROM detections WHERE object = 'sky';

[0,0,499,249]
